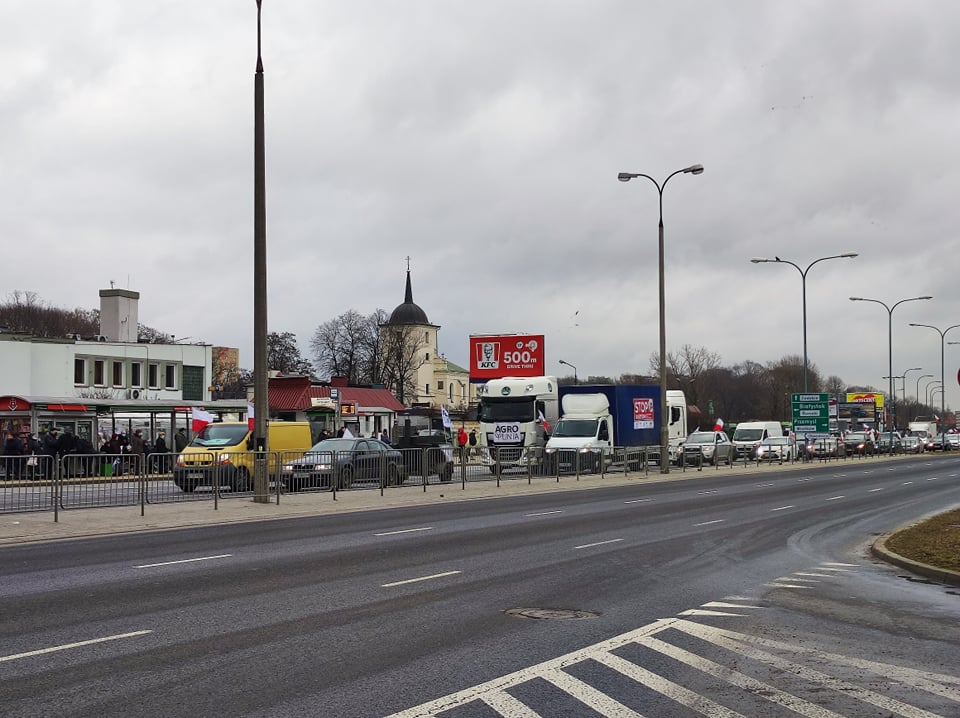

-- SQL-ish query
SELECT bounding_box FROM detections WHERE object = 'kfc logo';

[477,341,500,369]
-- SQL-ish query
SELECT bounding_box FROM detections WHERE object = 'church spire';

[404,267,414,304]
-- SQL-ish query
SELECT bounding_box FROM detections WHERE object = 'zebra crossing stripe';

[593,651,747,718]
[541,669,645,717]
[673,620,948,718]
[480,690,541,717]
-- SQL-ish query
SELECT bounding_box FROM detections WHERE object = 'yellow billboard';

[846,392,884,409]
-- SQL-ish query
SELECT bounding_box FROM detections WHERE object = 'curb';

[870,532,960,587]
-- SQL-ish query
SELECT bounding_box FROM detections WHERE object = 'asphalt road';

[1,456,958,717]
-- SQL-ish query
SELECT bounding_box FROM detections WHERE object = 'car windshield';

[479,399,536,423]
[686,433,716,445]
[732,428,764,441]
[551,419,599,438]
[308,438,357,452]
[846,432,869,442]
[191,424,249,447]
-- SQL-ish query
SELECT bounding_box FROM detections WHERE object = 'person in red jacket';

[457,426,468,462]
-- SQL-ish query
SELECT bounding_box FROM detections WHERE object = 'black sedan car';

[280,438,407,491]
[844,431,876,456]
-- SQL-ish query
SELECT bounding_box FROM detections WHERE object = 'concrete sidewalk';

[0,456,911,546]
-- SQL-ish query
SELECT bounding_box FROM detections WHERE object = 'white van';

[732,421,784,459]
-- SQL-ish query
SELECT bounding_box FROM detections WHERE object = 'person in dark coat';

[174,428,189,453]
[152,431,169,473]
[3,430,24,480]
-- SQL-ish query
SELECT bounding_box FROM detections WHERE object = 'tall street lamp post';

[900,367,922,404]
[910,323,960,447]
[252,0,270,502]
[916,373,933,404]
[618,164,704,474]
[924,380,941,410]
[751,253,858,392]
[558,359,578,384]
[850,296,932,454]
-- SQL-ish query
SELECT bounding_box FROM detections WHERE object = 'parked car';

[922,435,938,452]
[803,435,843,459]
[755,435,798,462]
[844,431,876,456]
[280,437,408,491]
[681,430,735,466]
[902,435,925,454]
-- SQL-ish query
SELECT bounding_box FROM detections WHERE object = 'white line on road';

[694,520,725,527]
[822,563,858,567]
[0,631,153,663]
[574,538,624,550]
[525,510,563,517]
[756,483,774,488]
[134,554,232,569]
[926,477,939,481]
[623,498,652,504]
[825,496,845,501]
[382,570,461,588]
[868,488,884,492]
[903,481,914,485]
[697,490,719,495]
[374,527,434,536]
[770,505,794,512]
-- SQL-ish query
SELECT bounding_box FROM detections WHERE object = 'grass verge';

[884,508,960,573]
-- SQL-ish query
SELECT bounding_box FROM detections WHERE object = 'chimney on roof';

[99,288,140,342]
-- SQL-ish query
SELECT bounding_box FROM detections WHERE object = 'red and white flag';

[714,418,724,431]
[191,408,214,433]
[247,403,255,432]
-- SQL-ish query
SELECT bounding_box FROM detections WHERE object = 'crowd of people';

[1,425,192,480]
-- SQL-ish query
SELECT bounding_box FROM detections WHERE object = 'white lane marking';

[868,488,884,492]
[574,538,624,550]
[694,519,725,527]
[525,510,563,517]
[795,572,832,577]
[0,630,153,664]
[756,482,774,488]
[374,527,434,536]
[825,495,845,501]
[702,601,763,609]
[623,498,652,504]
[816,566,853,573]
[779,576,818,583]
[822,562,858,567]
[697,490,719,495]
[766,583,813,589]
[134,554,232,569]
[926,477,938,481]
[381,570,461,588]
[679,609,745,617]
[771,505,794,512]
[903,481,914,485]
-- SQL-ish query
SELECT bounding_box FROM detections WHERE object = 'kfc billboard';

[469,334,545,381]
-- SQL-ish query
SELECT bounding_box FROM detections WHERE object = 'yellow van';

[173,421,314,492]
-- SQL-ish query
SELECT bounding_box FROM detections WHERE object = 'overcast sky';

[5,1,960,412]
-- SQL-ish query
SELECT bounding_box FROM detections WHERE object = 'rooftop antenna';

[110,280,115,289]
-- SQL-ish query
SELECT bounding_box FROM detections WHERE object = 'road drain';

[504,608,600,620]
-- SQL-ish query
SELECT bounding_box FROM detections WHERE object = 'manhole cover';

[504,608,600,620]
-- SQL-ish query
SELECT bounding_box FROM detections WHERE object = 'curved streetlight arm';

[910,323,960,442]
[916,373,934,402]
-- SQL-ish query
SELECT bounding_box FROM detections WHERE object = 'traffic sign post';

[792,393,830,436]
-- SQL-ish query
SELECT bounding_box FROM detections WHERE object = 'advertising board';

[469,334,545,381]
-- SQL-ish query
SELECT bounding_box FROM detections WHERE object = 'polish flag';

[538,409,550,433]
[247,403,255,432]
[191,408,214,433]
[714,418,724,432]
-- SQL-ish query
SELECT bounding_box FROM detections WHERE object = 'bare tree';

[379,323,427,404]
[0,291,98,337]
[267,331,314,375]
[311,309,381,382]
[824,375,845,396]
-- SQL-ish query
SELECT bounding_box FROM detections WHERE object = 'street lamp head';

[840,252,858,258]
[617,172,635,182]
[918,295,933,300]
[849,296,864,301]
[683,164,705,175]
[750,257,770,264]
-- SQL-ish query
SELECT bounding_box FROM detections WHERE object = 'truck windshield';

[479,399,536,423]
[733,429,763,441]
[191,424,249,447]
[551,419,599,438]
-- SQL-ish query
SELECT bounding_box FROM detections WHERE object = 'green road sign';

[791,393,830,434]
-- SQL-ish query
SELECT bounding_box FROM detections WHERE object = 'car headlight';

[545,447,557,454]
